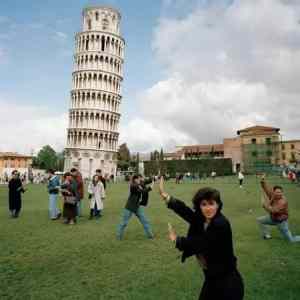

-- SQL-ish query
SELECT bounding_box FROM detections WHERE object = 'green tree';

[160,148,164,161]
[36,145,58,170]
[56,150,65,171]
[118,143,130,162]
[153,150,160,161]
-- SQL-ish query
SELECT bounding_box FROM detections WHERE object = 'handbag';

[64,195,77,205]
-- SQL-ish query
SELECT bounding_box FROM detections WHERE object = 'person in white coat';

[88,175,105,219]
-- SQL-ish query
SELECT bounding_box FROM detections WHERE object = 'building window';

[251,138,256,144]
[291,152,296,160]
[281,144,285,150]
[95,12,99,21]
[266,150,272,157]
[282,153,286,160]
[291,144,295,149]
[266,138,271,145]
[252,151,257,157]
[88,19,92,30]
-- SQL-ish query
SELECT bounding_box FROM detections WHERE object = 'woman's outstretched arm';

[159,177,195,224]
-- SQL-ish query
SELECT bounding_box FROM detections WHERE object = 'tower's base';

[64,148,117,179]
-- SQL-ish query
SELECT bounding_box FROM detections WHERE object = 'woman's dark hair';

[64,172,72,177]
[192,187,223,214]
[92,174,99,185]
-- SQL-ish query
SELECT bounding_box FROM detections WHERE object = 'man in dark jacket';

[117,175,154,240]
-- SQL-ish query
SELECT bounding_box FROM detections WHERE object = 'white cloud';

[54,31,68,41]
[122,0,300,152]
[0,99,68,155]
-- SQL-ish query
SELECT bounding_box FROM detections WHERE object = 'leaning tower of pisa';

[64,6,125,179]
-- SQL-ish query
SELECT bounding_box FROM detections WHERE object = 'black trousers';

[199,270,244,300]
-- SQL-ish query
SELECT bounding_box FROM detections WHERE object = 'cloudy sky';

[0,0,300,155]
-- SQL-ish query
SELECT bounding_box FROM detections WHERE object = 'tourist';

[116,175,154,240]
[211,170,216,179]
[88,175,105,219]
[257,174,300,242]
[70,168,84,217]
[47,169,61,220]
[158,177,244,300]
[8,170,26,218]
[95,169,107,190]
[61,172,78,225]
[238,171,244,188]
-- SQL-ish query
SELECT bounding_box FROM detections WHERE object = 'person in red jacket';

[257,174,300,242]
[70,168,84,217]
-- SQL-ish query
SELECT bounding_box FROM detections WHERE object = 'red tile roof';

[0,152,33,158]
[237,125,280,135]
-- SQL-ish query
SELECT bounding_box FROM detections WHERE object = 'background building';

[163,125,300,173]
[0,152,33,177]
[64,6,125,179]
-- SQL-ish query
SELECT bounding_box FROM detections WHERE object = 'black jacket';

[125,183,148,213]
[139,179,152,206]
[168,197,237,279]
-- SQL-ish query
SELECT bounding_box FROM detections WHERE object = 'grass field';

[0,176,300,300]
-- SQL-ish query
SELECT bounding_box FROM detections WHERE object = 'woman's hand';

[168,223,177,242]
[159,177,169,201]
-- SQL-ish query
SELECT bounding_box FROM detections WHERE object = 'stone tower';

[64,6,124,179]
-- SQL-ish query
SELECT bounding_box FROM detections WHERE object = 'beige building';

[64,5,125,179]
[166,125,299,173]
[0,152,33,176]
[280,140,300,165]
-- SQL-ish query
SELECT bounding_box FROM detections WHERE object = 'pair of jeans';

[117,207,153,239]
[257,215,300,242]
[49,193,60,219]
[76,200,82,217]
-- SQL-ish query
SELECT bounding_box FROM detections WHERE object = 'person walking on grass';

[88,175,105,219]
[238,171,244,188]
[61,172,78,225]
[257,174,300,242]
[47,169,61,220]
[70,168,84,217]
[116,175,154,240]
[8,170,26,218]
[158,177,244,300]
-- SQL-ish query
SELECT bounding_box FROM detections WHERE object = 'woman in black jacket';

[159,177,244,300]
[8,170,26,218]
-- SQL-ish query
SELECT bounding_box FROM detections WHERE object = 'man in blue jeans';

[117,175,154,240]
[257,174,300,242]
[47,169,61,220]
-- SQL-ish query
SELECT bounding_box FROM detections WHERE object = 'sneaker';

[263,234,272,240]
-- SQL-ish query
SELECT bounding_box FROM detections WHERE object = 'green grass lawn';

[0,176,300,300]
